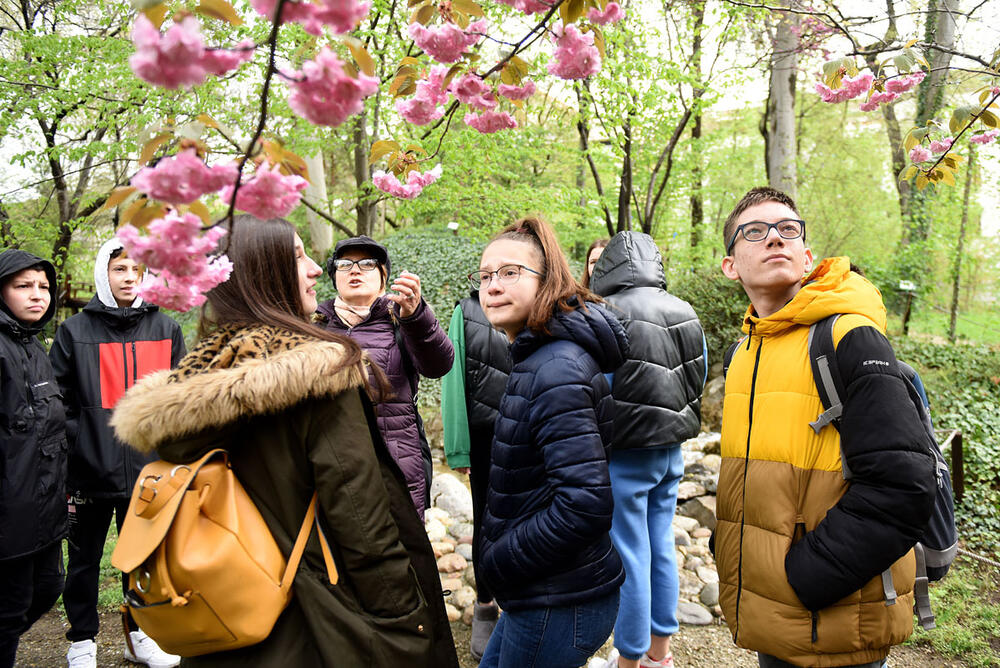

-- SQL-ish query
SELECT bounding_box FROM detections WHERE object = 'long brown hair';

[199,215,362,365]
[581,237,609,288]
[490,216,600,334]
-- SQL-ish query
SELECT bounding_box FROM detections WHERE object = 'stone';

[682,449,703,468]
[699,432,721,455]
[699,582,720,607]
[692,527,712,539]
[700,376,725,433]
[713,605,724,618]
[430,473,474,522]
[449,585,478,610]
[424,507,453,526]
[678,495,717,531]
[686,545,709,558]
[674,528,691,547]
[678,568,703,599]
[440,577,462,593]
[677,481,706,501]
[424,519,448,543]
[700,454,722,473]
[463,565,478,587]
[445,603,462,622]
[448,521,475,541]
[696,566,719,584]
[431,541,455,558]
[437,553,468,574]
[676,600,714,625]
[462,605,475,626]
[456,543,474,561]
[458,535,473,545]
[684,556,704,572]
[672,515,700,534]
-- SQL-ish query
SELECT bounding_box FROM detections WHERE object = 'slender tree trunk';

[948,147,974,342]
[765,6,799,198]
[352,112,376,237]
[575,83,615,236]
[617,112,634,233]
[0,201,15,248]
[574,83,589,207]
[689,0,705,256]
[303,151,333,256]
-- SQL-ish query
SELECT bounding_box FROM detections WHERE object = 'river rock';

[699,581,720,607]
[456,543,474,561]
[697,566,719,584]
[678,495,716,531]
[676,600,714,625]
[674,528,691,547]
[450,585,478,609]
[431,541,455,558]
[448,521,475,541]
[438,553,468,573]
[430,473,474,522]
[424,507,453,526]
[425,518,448,543]
[677,481,706,501]
[672,515,700,534]
[678,568,703,599]
[445,603,462,622]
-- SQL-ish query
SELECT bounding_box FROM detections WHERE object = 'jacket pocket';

[38,437,68,494]
[365,566,434,665]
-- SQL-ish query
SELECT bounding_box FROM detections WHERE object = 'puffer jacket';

[717,256,936,667]
[480,301,627,611]
[0,250,68,560]
[110,325,458,668]
[49,296,185,497]
[589,232,706,448]
[316,296,453,517]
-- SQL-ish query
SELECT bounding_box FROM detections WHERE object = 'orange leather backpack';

[111,449,337,656]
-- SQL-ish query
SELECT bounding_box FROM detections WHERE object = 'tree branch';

[300,197,355,236]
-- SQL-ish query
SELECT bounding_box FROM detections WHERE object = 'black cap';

[328,235,390,277]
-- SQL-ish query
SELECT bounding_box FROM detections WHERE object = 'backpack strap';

[722,337,745,379]
[281,493,339,590]
[880,569,897,606]
[807,314,845,435]
[912,543,936,630]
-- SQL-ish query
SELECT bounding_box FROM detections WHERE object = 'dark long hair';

[581,237,609,288]
[199,215,362,365]
[490,216,600,334]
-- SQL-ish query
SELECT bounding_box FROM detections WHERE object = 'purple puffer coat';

[317,295,454,518]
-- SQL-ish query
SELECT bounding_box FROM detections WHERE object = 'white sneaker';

[124,631,180,668]
[66,639,97,668]
[588,648,619,668]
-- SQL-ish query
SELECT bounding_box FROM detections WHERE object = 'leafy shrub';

[668,268,747,370]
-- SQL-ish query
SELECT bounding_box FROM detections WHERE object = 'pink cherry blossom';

[250,0,369,34]
[464,110,517,133]
[547,24,601,80]
[587,2,624,25]
[219,162,309,219]
[200,40,256,76]
[928,137,953,154]
[970,129,999,145]
[131,149,238,205]
[130,15,207,89]
[118,212,227,278]
[815,71,873,103]
[909,146,932,163]
[450,74,497,110]
[286,47,378,127]
[498,80,536,100]
[372,165,442,199]
[396,96,445,125]
[885,70,926,94]
[495,0,551,14]
[408,19,487,64]
[858,90,899,112]
[135,255,233,312]
[423,65,451,105]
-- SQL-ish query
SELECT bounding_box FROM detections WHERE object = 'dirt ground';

[15,608,969,667]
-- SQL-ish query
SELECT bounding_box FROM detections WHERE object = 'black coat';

[589,232,706,448]
[49,296,185,498]
[0,250,68,560]
[480,303,627,610]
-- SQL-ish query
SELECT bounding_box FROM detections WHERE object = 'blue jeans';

[478,591,620,668]
[608,446,684,661]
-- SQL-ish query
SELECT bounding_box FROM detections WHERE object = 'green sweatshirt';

[441,305,471,469]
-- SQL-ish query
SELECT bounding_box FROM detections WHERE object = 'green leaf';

[410,4,436,25]
[981,110,999,128]
[369,140,401,165]
[195,0,244,26]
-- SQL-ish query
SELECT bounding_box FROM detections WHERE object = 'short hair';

[488,216,600,335]
[1,263,48,289]
[109,247,127,261]
[581,238,609,288]
[723,187,801,253]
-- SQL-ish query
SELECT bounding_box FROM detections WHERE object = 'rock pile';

[424,431,724,627]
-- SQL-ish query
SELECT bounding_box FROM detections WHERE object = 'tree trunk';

[617,112,633,233]
[574,83,589,207]
[689,0,705,256]
[352,112,376,237]
[948,147,974,342]
[303,151,333,256]
[765,6,799,199]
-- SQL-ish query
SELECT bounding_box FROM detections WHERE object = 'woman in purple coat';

[317,236,454,518]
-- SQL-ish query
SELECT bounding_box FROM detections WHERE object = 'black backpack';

[723,314,958,630]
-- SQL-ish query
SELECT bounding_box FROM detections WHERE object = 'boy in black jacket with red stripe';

[49,239,185,668]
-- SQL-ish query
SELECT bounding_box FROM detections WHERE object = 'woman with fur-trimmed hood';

[110,216,458,668]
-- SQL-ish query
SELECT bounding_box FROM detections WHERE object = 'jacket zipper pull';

[811,611,819,642]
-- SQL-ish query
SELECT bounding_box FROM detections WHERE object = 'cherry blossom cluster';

[118,212,233,312]
[495,0,550,13]
[132,149,238,204]
[814,71,873,103]
[908,146,932,163]
[219,162,309,219]
[970,129,999,145]
[372,165,443,199]
[130,15,255,89]
[286,47,379,126]
[548,24,601,80]
[395,65,450,125]
[464,110,517,133]
[408,19,487,64]
[250,0,371,35]
[587,2,624,25]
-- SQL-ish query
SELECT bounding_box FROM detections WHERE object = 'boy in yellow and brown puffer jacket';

[715,187,936,668]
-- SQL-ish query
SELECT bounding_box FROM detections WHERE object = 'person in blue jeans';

[471,216,627,668]
[589,232,707,668]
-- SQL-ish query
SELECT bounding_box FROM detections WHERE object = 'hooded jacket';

[589,232,706,449]
[316,296,454,517]
[480,302,628,610]
[0,249,68,560]
[110,325,458,668]
[716,257,936,667]
[48,239,185,498]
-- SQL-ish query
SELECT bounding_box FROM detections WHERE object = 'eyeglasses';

[467,264,542,291]
[726,219,805,255]
[333,258,380,272]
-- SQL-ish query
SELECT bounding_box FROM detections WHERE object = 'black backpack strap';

[722,338,745,379]
[807,314,845,434]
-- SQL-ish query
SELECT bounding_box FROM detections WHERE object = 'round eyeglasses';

[726,219,805,255]
[467,264,542,292]
[333,258,380,272]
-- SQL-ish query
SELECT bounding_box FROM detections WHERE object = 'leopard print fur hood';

[111,324,367,453]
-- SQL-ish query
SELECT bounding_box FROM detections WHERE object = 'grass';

[887,304,1000,345]
[906,557,1000,667]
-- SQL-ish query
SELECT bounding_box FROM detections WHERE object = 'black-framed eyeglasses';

[726,219,805,255]
[333,258,380,272]
[467,264,542,292]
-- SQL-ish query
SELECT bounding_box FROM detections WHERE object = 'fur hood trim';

[111,340,366,453]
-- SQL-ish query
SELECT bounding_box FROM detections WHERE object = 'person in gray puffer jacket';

[316,236,454,519]
[588,231,706,668]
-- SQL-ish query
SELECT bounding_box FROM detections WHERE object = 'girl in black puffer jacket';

[471,217,627,668]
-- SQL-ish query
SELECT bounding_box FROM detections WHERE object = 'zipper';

[131,341,138,385]
[811,611,819,642]
[734,325,762,644]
